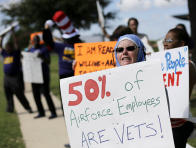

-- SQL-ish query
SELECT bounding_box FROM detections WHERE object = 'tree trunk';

[188,0,196,64]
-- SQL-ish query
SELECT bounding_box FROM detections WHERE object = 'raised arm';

[43,24,54,49]
[101,26,110,39]
[11,27,19,50]
[0,34,6,52]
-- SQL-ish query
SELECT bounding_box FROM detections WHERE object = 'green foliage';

[0,63,25,148]
[188,89,196,147]
[0,0,115,30]
[150,40,159,52]
[8,28,36,50]
[1,0,116,50]
[50,54,60,99]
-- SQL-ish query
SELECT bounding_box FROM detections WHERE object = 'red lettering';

[176,71,182,86]
[68,81,82,106]
[163,73,167,87]
[85,79,99,101]
[168,72,174,87]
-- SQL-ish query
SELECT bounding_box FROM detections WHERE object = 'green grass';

[0,63,25,148]
[188,86,196,147]
[50,53,60,99]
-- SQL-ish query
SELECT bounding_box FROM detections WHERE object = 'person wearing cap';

[43,10,82,148]
[0,27,32,113]
[43,11,81,80]
[28,35,57,119]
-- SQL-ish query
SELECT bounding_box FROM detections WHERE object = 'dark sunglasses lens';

[126,46,135,51]
[116,47,124,52]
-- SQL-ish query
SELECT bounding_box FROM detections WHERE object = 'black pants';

[3,73,31,112]
[172,121,194,148]
[59,73,74,114]
[19,71,25,91]
[31,74,56,115]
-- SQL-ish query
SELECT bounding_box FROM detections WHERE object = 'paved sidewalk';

[14,82,70,148]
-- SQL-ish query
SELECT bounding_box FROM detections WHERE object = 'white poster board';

[60,59,174,148]
[21,52,43,83]
[147,46,189,118]
[141,36,154,54]
[96,0,105,28]
[157,38,164,52]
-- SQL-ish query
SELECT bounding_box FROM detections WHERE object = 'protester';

[72,25,133,70]
[28,35,57,119]
[127,18,149,41]
[43,10,82,148]
[0,27,32,113]
[176,23,195,60]
[100,24,133,41]
[114,34,146,66]
[127,17,155,55]
[43,11,81,80]
[23,40,34,52]
[163,28,196,148]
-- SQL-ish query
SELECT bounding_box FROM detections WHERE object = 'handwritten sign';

[74,41,117,76]
[21,52,43,83]
[146,46,189,118]
[141,36,154,54]
[157,38,164,52]
[60,59,174,148]
[96,0,105,28]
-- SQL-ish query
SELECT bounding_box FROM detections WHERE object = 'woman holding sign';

[113,34,146,66]
[163,28,196,148]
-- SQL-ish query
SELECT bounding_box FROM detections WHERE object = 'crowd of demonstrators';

[1,10,196,148]
[163,28,196,148]
[0,27,32,114]
[113,28,196,148]
[28,35,57,119]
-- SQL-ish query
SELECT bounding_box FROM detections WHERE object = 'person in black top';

[0,27,32,113]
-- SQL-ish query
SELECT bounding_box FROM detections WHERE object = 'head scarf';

[114,34,146,67]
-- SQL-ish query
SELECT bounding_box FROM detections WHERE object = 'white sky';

[0,0,190,41]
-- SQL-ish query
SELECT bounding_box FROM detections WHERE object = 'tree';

[0,0,115,49]
[188,0,196,65]
[0,0,115,31]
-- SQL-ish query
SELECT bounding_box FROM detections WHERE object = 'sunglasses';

[115,46,138,53]
[162,39,180,43]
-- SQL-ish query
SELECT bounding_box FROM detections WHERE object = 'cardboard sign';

[0,21,19,36]
[157,38,164,52]
[60,59,174,148]
[146,46,189,118]
[96,0,105,28]
[30,32,44,44]
[21,52,43,83]
[74,41,117,76]
[141,36,154,54]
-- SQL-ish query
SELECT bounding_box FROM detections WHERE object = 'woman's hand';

[72,60,77,70]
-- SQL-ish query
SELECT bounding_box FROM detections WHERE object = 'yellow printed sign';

[74,41,117,75]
